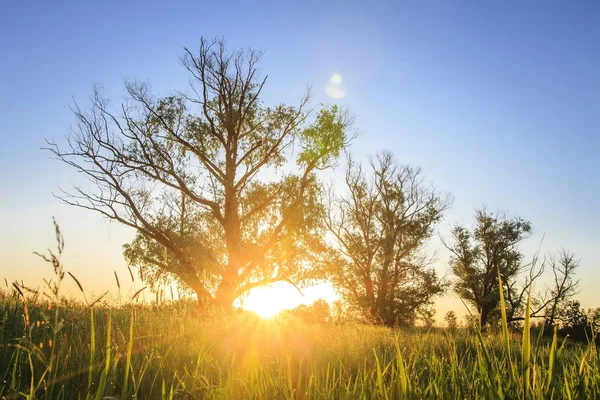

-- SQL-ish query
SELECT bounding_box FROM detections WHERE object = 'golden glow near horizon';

[325,73,346,99]
[241,281,338,318]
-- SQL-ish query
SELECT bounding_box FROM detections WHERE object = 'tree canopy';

[46,38,583,325]
[325,152,451,327]
[447,209,579,327]
[47,38,351,309]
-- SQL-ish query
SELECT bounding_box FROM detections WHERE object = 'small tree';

[420,307,436,329]
[47,38,350,310]
[557,300,591,341]
[543,250,580,329]
[446,210,532,327]
[588,307,600,336]
[330,300,349,324]
[445,311,458,332]
[325,152,451,327]
[283,299,331,323]
[447,209,579,328]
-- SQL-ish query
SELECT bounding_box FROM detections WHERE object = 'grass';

[1,226,598,399]
[1,289,598,399]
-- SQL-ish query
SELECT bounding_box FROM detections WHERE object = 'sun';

[241,283,297,318]
[241,281,338,318]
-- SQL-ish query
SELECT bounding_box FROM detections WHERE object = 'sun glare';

[241,282,337,318]
[243,293,284,318]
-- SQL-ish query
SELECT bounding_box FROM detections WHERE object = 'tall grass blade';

[498,270,512,366]
[522,295,531,400]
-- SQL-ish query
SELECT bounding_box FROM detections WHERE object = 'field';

[1,291,598,399]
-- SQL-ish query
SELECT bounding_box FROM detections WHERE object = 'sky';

[1,1,599,320]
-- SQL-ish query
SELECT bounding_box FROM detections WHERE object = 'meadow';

[1,288,598,399]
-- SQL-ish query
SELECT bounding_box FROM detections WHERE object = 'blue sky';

[1,1,598,316]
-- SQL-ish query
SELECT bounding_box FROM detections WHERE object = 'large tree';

[47,38,350,309]
[325,152,451,327]
[447,210,579,327]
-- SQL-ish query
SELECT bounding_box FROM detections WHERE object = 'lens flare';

[325,86,346,99]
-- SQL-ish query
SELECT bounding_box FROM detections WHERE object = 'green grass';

[1,289,598,399]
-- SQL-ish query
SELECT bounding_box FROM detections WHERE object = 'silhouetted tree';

[543,250,580,329]
[557,300,592,341]
[46,38,351,310]
[447,210,579,328]
[283,299,331,323]
[446,210,532,327]
[588,307,600,336]
[330,299,349,324]
[420,307,436,329]
[325,152,451,327]
[445,311,458,332]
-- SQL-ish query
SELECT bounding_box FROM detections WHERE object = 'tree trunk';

[480,307,490,328]
[186,279,212,308]
[382,311,396,328]
[214,274,238,312]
